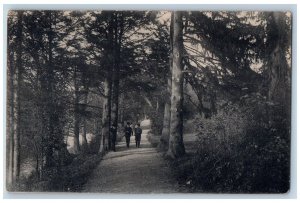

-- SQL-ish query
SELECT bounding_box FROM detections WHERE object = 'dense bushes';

[16,153,102,192]
[176,93,290,193]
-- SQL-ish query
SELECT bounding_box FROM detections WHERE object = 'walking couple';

[124,122,142,148]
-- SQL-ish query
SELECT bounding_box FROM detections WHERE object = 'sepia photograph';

[5,9,292,194]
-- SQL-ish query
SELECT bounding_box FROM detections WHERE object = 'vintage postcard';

[6,10,291,194]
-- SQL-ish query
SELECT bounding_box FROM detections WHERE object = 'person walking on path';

[124,122,133,148]
[134,123,142,148]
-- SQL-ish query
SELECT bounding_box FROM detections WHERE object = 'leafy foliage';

[177,93,290,193]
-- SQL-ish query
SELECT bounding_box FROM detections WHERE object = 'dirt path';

[82,120,182,193]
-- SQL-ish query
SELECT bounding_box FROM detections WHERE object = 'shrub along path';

[82,120,185,193]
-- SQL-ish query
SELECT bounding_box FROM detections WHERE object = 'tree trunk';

[45,11,56,167]
[73,68,80,154]
[100,76,112,153]
[81,119,88,151]
[111,70,119,149]
[158,78,171,151]
[99,13,117,153]
[158,99,171,151]
[119,93,124,125]
[167,11,185,159]
[7,47,15,187]
[12,11,23,184]
[30,52,44,179]
[81,85,89,153]
[110,13,123,150]
[268,12,290,104]
[158,12,174,151]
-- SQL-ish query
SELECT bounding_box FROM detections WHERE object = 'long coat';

[134,127,142,141]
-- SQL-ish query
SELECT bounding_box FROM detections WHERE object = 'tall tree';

[83,11,113,153]
[86,11,155,152]
[7,11,22,187]
[266,12,290,103]
[158,12,173,151]
[13,11,24,183]
[7,11,24,185]
[110,13,122,149]
[7,45,15,187]
[100,12,114,153]
[167,11,185,158]
[22,11,70,172]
